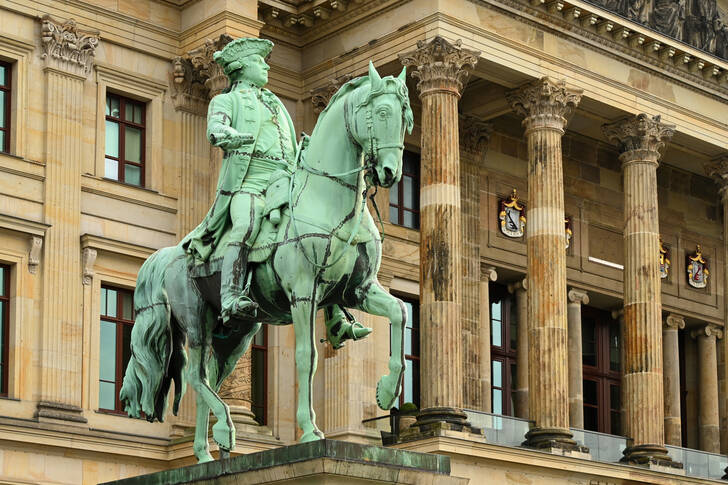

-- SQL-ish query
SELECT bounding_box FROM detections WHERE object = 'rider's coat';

[183,84,297,265]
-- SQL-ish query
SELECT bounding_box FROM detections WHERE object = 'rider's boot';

[220,242,258,326]
[324,306,372,349]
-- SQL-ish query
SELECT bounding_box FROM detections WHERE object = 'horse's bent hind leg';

[354,281,406,410]
[192,388,213,463]
[290,292,325,442]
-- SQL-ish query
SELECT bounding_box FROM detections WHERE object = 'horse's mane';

[316,74,414,135]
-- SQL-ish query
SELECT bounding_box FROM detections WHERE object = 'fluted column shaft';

[663,314,684,446]
[509,279,529,419]
[507,77,582,449]
[603,113,675,464]
[568,289,589,429]
[693,325,722,453]
[178,111,211,237]
[400,37,478,423]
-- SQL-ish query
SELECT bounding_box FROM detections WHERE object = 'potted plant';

[398,402,418,433]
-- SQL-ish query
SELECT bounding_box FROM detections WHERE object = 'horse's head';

[351,62,414,188]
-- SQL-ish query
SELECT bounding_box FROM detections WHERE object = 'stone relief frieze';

[585,0,728,60]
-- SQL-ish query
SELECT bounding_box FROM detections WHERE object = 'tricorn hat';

[213,37,274,76]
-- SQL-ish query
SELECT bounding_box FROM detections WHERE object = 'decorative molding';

[0,213,50,237]
[40,15,99,77]
[601,113,675,163]
[664,313,686,330]
[506,76,583,131]
[95,63,167,98]
[691,323,724,340]
[481,265,498,283]
[171,34,233,112]
[567,287,589,305]
[81,248,97,286]
[459,115,493,154]
[399,36,480,96]
[311,74,353,114]
[28,236,42,275]
[80,234,156,260]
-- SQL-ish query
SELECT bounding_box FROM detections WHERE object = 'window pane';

[0,131,4,152]
[124,126,142,163]
[0,267,5,296]
[124,101,134,122]
[134,105,143,124]
[492,389,503,415]
[99,320,117,381]
[125,164,141,186]
[403,358,413,404]
[0,64,5,85]
[403,211,415,229]
[389,183,399,206]
[105,158,119,180]
[99,381,116,410]
[107,95,120,118]
[609,324,621,372]
[492,360,502,388]
[105,120,119,158]
[404,326,412,355]
[491,300,501,322]
[583,379,598,405]
[403,176,414,209]
[584,405,598,431]
[510,362,517,392]
[610,384,620,410]
[121,291,133,321]
[610,411,621,436]
[403,301,413,329]
[0,91,5,128]
[253,328,265,346]
[491,320,502,347]
[100,288,107,316]
[582,319,596,367]
[389,206,399,225]
[106,289,117,318]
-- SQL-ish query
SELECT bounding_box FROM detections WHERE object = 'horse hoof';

[196,453,214,464]
[301,430,324,443]
[212,421,235,452]
[376,377,397,410]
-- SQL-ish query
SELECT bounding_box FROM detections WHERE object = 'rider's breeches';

[221,191,265,301]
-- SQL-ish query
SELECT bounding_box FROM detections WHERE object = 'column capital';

[601,114,675,166]
[40,15,99,78]
[508,277,527,293]
[171,34,233,112]
[505,77,582,133]
[459,114,493,154]
[664,313,686,330]
[704,155,728,199]
[399,36,480,97]
[567,288,589,305]
[611,307,624,322]
[311,74,353,114]
[691,324,724,340]
[481,265,498,283]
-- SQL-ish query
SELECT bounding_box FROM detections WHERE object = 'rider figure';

[184,38,297,326]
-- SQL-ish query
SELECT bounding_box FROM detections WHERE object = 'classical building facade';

[0,0,727,483]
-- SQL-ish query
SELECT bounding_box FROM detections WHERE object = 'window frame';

[490,284,517,417]
[388,150,420,230]
[98,285,135,414]
[0,60,10,154]
[251,325,268,425]
[104,93,146,187]
[0,264,9,396]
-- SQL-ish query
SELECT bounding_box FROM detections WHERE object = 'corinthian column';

[706,155,728,454]
[506,77,582,450]
[37,15,99,423]
[567,288,589,429]
[602,113,675,464]
[692,324,723,453]
[663,314,684,446]
[399,37,479,428]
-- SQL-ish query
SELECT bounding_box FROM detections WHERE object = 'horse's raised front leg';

[353,281,406,410]
[290,290,325,442]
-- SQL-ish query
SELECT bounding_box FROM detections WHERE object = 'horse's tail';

[120,246,187,422]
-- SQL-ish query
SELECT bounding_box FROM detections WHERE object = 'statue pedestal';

[101,440,468,485]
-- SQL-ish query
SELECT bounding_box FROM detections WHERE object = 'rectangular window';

[99,286,134,413]
[391,296,420,409]
[490,284,517,416]
[105,93,145,186]
[0,61,10,153]
[389,150,420,229]
[251,326,267,425]
[0,265,9,396]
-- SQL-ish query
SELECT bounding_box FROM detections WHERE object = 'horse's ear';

[368,61,382,90]
[398,66,407,82]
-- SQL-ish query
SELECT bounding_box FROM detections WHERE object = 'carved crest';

[499,189,526,238]
[659,237,670,279]
[565,217,573,249]
[687,245,709,288]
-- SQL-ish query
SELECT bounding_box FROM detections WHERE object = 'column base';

[620,444,682,470]
[35,401,88,425]
[523,427,588,454]
[393,407,485,444]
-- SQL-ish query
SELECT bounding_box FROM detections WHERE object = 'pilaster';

[508,278,529,420]
[663,313,685,446]
[691,324,723,453]
[567,288,589,429]
[602,113,675,465]
[506,77,582,450]
[399,37,479,432]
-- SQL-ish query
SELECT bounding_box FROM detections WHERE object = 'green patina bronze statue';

[119,37,414,463]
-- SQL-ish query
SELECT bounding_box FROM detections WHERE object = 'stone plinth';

[100,440,467,485]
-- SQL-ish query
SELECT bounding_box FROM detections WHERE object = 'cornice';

[0,214,50,237]
[81,234,156,260]
[179,10,264,50]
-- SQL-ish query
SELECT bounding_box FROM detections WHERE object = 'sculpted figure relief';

[119,37,414,463]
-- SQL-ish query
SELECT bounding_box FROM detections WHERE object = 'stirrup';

[326,319,371,350]
[220,297,258,326]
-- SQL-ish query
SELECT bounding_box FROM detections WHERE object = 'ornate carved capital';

[601,113,675,165]
[611,308,624,322]
[691,323,723,340]
[40,15,99,77]
[82,248,97,286]
[664,313,686,330]
[399,36,479,97]
[505,77,582,133]
[508,277,527,294]
[28,236,42,274]
[567,288,589,305]
[704,155,728,199]
[481,265,498,283]
[311,74,352,114]
[170,35,233,112]
[459,114,493,154]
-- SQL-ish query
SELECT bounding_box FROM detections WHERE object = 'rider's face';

[238,54,270,87]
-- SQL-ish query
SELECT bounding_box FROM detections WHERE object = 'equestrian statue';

[119,37,415,463]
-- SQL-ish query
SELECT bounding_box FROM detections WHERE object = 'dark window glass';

[581,307,622,435]
[105,93,145,186]
[393,297,420,409]
[490,284,517,416]
[388,150,420,229]
[0,265,8,395]
[251,326,267,425]
[0,61,10,153]
[99,286,135,413]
